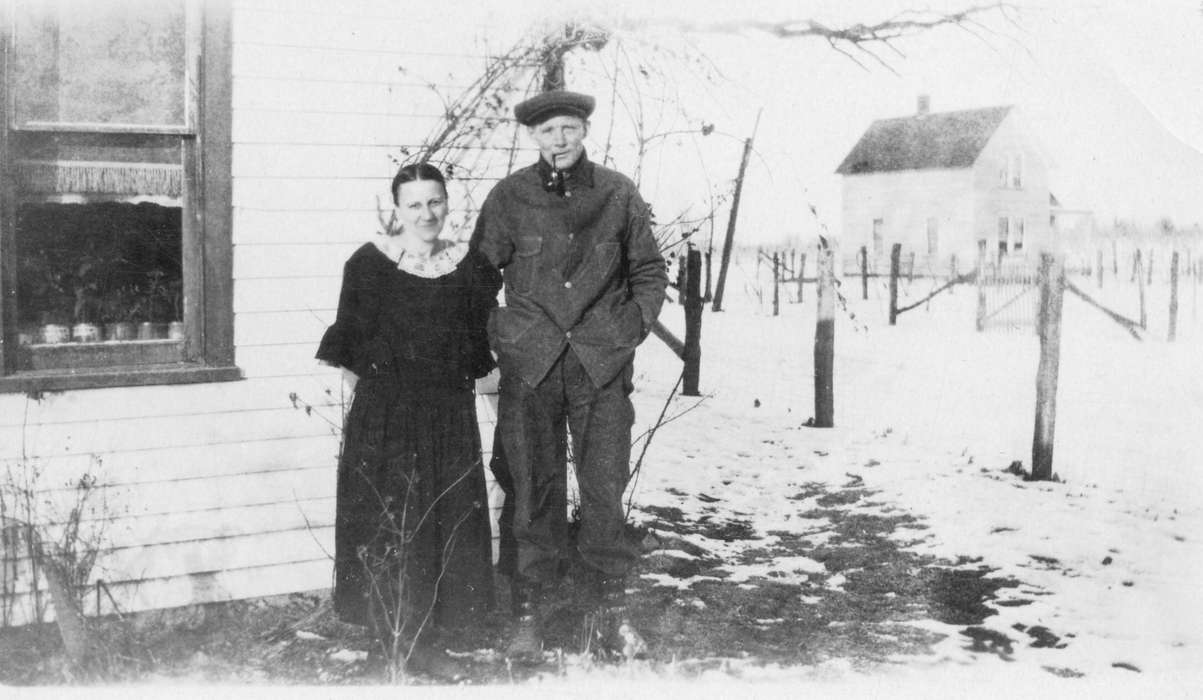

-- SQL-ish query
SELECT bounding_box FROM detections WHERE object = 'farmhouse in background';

[836,97,1054,274]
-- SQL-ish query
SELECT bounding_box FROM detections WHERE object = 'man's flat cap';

[514,90,595,126]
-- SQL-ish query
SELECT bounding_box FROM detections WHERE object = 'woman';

[316,163,500,676]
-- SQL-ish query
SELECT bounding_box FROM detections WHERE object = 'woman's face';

[394,179,448,243]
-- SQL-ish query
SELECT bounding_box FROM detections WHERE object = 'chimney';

[917,94,930,116]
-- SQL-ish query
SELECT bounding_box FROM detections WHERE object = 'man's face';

[528,115,588,170]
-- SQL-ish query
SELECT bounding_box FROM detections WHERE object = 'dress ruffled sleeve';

[316,252,375,373]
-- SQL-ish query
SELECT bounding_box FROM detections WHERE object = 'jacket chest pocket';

[508,235,542,296]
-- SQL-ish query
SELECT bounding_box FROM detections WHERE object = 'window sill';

[0,363,243,394]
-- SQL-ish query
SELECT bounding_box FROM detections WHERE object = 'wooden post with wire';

[860,245,869,300]
[1032,253,1065,481]
[1169,250,1179,342]
[1136,254,1147,329]
[814,242,835,428]
[888,243,901,326]
[682,247,703,396]
[712,110,761,312]
[772,252,780,317]
[975,240,988,331]
[797,252,807,304]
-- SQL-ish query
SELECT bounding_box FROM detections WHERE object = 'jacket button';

[564,281,572,289]
[565,331,572,339]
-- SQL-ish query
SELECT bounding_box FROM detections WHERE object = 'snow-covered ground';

[566,256,1203,696]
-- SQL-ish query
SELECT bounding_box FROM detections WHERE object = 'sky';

[472,0,1203,243]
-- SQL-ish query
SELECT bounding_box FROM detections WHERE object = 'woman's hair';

[391,162,447,206]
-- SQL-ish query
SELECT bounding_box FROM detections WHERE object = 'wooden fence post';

[1169,250,1179,342]
[1032,253,1065,481]
[1131,249,1141,283]
[711,119,758,313]
[797,252,806,304]
[1136,255,1147,329]
[1147,248,1155,286]
[907,251,916,283]
[772,252,780,317]
[860,245,869,300]
[814,243,835,428]
[975,240,988,331]
[1111,239,1118,276]
[949,254,958,294]
[703,250,713,302]
[888,243,901,325]
[682,248,703,396]
[1097,249,1104,288]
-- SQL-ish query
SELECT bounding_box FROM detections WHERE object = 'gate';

[977,256,1039,331]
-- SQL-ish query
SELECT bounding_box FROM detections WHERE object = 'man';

[471,89,667,660]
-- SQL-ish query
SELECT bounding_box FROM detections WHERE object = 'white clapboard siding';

[6,496,335,589]
[233,142,401,179]
[232,208,384,245]
[232,178,505,219]
[234,276,341,314]
[233,242,358,280]
[3,558,334,626]
[234,110,472,148]
[234,311,338,348]
[0,407,335,461]
[17,434,338,490]
[233,175,405,209]
[233,77,458,119]
[237,342,340,378]
[233,3,504,55]
[8,462,337,568]
[231,41,492,87]
[0,375,343,428]
[232,142,531,179]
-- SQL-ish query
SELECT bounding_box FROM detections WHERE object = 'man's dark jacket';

[471,156,667,387]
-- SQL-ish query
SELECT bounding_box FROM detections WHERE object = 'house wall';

[839,168,976,273]
[971,115,1053,258]
[0,0,518,626]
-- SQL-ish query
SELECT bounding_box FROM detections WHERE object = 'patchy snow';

[607,256,1203,693]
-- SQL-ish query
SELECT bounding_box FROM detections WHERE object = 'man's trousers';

[497,348,637,583]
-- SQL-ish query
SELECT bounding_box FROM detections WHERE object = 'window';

[872,218,884,256]
[1,0,237,392]
[999,152,1023,189]
[926,218,939,256]
[996,216,1025,256]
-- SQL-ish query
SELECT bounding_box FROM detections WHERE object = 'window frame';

[1000,152,1023,190]
[1011,216,1025,252]
[0,0,238,393]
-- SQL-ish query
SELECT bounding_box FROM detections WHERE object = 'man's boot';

[588,576,647,661]
[505,580,543,664]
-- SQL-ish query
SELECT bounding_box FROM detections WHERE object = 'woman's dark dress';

[316,242,500,632]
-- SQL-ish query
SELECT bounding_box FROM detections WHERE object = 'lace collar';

[372,238,467,278]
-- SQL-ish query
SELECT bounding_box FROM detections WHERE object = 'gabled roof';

[836,106,1013,175]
